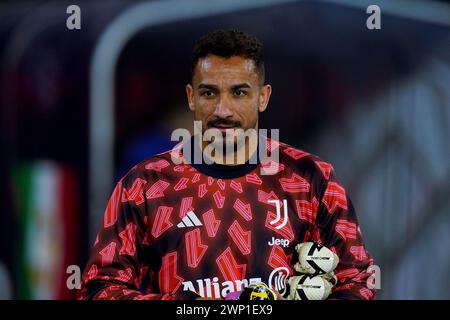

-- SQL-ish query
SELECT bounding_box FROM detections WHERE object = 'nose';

[213,96,234,118]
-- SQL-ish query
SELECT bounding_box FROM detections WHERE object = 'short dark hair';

[191,29,265,84]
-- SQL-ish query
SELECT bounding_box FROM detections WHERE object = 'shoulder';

[119,147,180,187]
[274,140,335,182]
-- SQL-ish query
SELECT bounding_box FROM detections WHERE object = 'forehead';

[193,55,259,84]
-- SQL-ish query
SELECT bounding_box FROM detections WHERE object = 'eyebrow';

[231,83,251,90]
[197,83,252,90]
[197,84,217,90]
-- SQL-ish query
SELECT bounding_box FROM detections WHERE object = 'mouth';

[210,125,239,134]
[212,124,236,129]
[208,121,240,132]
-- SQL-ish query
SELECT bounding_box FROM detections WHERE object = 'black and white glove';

[287,242,339,300]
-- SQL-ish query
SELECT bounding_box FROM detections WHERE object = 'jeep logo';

[267,236,290,247]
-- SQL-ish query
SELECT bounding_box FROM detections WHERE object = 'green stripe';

[13,163,33,299]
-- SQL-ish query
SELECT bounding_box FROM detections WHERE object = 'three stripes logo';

[177,211,203,228]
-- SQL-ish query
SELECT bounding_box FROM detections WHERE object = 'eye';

[200,90,215,97]
[234,89,247,97]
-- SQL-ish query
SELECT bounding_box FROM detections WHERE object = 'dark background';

[1,0,449,299]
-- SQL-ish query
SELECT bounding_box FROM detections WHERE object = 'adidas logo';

[177,211,203,228]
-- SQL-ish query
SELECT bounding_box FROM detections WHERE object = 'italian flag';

[14,161,79,299]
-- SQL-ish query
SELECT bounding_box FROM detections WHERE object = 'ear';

[186,84,195,111]
[258,84,272,113]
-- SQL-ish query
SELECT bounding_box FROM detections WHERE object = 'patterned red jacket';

[78,138,376,300]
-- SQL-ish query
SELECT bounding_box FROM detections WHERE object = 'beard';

[205,128,258,164]
[196,114,258,164]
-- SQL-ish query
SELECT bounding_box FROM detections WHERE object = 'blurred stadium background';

[0,0,449,299]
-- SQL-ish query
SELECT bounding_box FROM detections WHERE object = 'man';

[78,29,375,300]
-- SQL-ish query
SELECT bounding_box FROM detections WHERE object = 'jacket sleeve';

[314,167,376,300]
[77,178,194,300]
